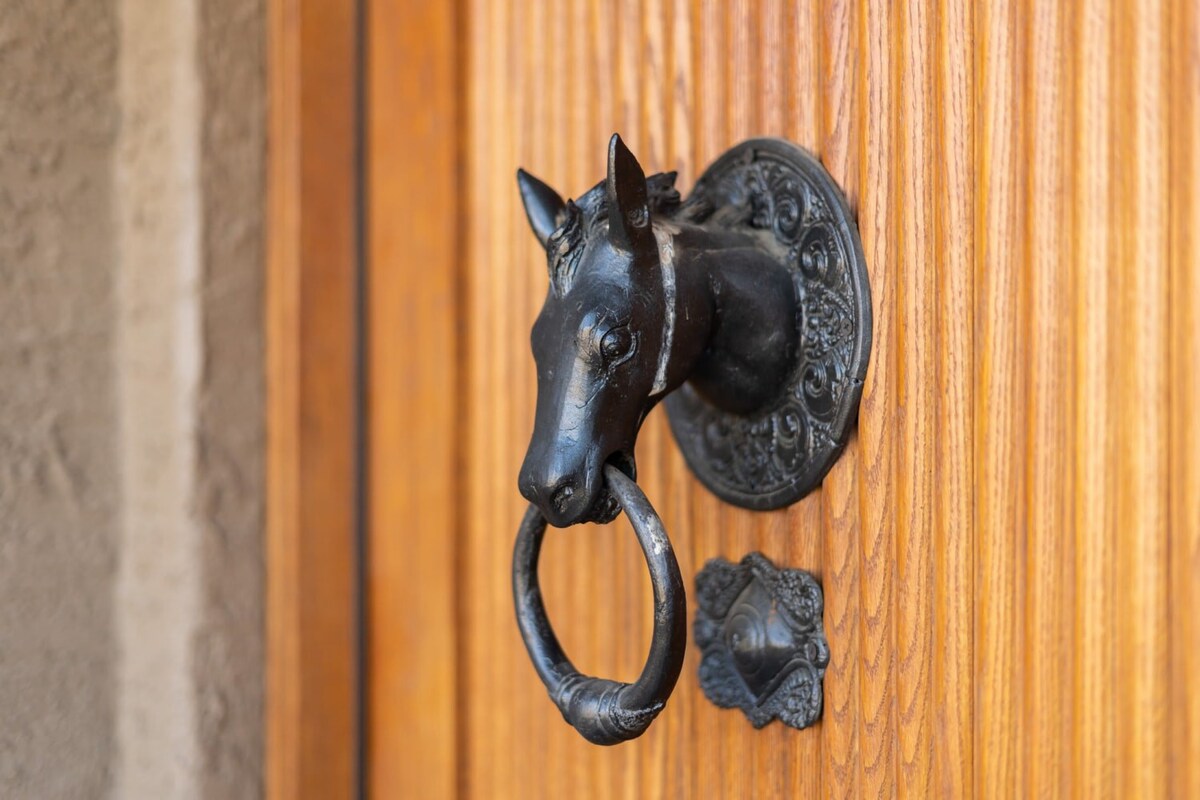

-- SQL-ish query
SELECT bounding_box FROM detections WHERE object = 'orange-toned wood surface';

[364,0,1200,797]
[365,0,461,797]
[267,1,360,798]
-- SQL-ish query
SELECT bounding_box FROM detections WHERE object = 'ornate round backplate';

[664,139,872,510]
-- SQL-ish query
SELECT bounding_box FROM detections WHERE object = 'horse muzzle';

[517,451,633,528]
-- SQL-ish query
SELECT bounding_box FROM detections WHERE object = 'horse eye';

[599,326,634,365]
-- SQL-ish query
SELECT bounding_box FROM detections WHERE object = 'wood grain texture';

[1073,1,1118,796]
[932,0,975,796]
[817,3,863,797]
[1168,5,1200,800]
[1116,1,1169,796]
[976,1,1029,795]
[267,0,359,798]
[1025,0,1073,796]
[855,1,899,795]
[359,1,1200,796]
[365,0,460,798]
[896,0,935,793]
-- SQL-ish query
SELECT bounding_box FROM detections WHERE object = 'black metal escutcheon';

[664,139,872,510]
[694,552,829,730]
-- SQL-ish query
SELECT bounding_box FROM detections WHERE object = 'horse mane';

[546,171,681,295]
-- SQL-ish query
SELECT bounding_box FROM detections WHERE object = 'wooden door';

[352,0,1200,798]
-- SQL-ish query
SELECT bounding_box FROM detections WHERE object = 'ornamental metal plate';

[664,139,871,510]
[694,552,829,730]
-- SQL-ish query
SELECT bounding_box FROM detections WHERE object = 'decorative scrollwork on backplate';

[666,139,871,509]
[694,552,829,730]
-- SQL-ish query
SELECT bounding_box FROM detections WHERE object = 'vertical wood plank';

[503,1,525,790]
[759,0,785,137]
[856,0,899,796]
[465,0,516,794]
[695,0,725,168]
[1168,3,1200,797]
[1115,0,1169,794]
[1072,0,1117,795]
[818,0,864,796]
[266,1,360,797]
[896,0,935,793]
[727,0,755,141]
[460,3,489,796]
[932,0,975,795]
[365,0,461,796]
[1023,0,1074,797]
[976,0,1029,794]
[785,0,819,149]
[511,2,542,794]
[668,0,694,183]
[820,446,863,800]
[819,0,858,183]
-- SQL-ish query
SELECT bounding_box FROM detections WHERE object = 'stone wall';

[0,1,264,797]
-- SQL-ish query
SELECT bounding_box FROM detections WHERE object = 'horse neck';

[665,221,802,415]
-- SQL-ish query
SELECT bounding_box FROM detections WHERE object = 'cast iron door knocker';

[513,134,871,743]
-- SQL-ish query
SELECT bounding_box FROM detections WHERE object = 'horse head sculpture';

[517,134,803,527]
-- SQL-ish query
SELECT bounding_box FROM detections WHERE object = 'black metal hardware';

[513,134,866,742]
[694,552,829,730]
[663,139,872,509]
[512,464,686,745]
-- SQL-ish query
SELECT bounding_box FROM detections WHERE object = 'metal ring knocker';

[512,465,686,745]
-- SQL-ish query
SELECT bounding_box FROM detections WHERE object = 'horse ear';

[517,168,566,246]
[606,134,653,252]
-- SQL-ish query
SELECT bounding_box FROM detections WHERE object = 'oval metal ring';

[512,464,687,745]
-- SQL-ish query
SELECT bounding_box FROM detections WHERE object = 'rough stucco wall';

[115,2,205,795]
[195,0,265,795]
[0,0,264,796]
[0,1,121,797]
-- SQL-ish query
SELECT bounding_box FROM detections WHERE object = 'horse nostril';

[550,482,576,514]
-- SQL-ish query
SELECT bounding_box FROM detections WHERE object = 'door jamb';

[267,1,363,797]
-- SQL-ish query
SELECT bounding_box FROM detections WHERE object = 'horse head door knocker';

[512,134,871,744]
